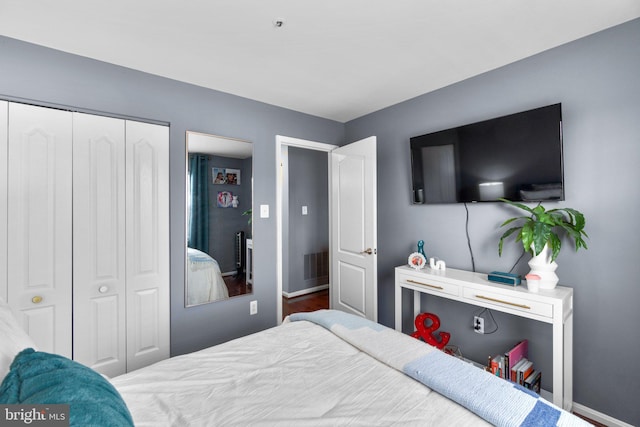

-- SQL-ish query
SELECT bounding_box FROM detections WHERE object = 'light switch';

[302,206,308,215]
[260,204,269,218]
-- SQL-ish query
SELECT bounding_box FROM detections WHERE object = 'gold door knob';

[31,296,43,304]
[360,248,376,255]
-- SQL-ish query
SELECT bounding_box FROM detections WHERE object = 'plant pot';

[527,244,559,289]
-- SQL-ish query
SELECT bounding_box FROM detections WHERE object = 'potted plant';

[498,198,588,289]
[242,208,252,224]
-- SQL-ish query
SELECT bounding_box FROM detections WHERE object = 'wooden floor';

[282,289,329,319]
[223,273,252,297]
[572,413,606,427]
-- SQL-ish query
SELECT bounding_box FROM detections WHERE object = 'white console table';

[395,265,573,411]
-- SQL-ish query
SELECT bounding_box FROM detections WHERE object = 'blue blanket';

[289,310,590,427]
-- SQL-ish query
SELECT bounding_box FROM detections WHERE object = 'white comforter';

[112,320,489,426]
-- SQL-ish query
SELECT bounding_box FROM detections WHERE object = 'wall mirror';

[185,131,253,307]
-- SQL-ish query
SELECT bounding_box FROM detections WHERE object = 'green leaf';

[498,227,521,256]
[548,233,562,262]
[531,222,552,255]
[520,222,535,252]
[498,198,535,215]
[500,216,527,227]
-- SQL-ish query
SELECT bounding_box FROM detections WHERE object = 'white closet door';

[7,103,73,358]
[125,120,170,371]
[0,101,7,302]
[73,113,126,376]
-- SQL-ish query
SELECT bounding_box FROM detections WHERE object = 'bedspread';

[289,310,590,427]
[112,317,490,426]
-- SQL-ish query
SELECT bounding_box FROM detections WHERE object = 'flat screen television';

[410,103,563,204]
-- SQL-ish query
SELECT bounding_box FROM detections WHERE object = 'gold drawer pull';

[475,294,530,309]
[406,279,444,290]
[31,295,43,304]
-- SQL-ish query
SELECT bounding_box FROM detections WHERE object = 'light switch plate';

[302,206,308,215]
[260,204,269,218]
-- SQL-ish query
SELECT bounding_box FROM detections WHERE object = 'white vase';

[527,244,559,289]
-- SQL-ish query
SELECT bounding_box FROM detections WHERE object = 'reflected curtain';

[188,154,210,253]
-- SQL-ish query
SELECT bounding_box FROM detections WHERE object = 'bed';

[187,247,229,305]
[0,300,591,426]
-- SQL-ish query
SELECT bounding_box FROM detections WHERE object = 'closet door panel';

[7,103,72,358]
[73,113,126,376]
[0,101,7,301]
[125,120,170,371]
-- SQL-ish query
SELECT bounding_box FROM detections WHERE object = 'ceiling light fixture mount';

[273,19,285,28]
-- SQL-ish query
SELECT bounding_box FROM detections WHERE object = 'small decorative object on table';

[411,312,451,349]
[429,257,446,271]
[408,252,426,270]
[525,273,541,293]
[417,240,426,259]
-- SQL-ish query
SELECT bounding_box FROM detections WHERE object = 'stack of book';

[487,339,541,393]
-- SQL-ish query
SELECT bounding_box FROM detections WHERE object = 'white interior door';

[73,112,127,376]
[7,102,73,357]
[330,136,377,321]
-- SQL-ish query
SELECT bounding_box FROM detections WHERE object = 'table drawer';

[398,274,460,297]
[463,288,553,318]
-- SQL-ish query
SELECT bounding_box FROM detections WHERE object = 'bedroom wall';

[286,147,329,294]
[345,18,640,425]
[0,36,344,357]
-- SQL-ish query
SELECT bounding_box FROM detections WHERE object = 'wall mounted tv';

[410,103,563,204]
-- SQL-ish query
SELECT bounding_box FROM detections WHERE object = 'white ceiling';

[1,1,639,122]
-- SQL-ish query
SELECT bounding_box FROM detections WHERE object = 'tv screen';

[410,104,563,204]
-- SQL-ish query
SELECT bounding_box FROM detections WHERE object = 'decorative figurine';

[411,312,451,349]
[408,252,426,270]
[429,257,446,271]
[417,240,426,259]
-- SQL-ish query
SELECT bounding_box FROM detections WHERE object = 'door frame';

[276,135,338,324]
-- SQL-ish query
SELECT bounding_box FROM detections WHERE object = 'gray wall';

[0,35,344,357]
[345,19,640,425]
[286,147,329,293]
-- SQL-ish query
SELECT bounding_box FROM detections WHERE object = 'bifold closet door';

[6,103,73,358]
[73,113,127,377]
[125,120,170,371]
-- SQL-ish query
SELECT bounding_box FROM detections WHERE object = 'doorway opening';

[276,136,337,323]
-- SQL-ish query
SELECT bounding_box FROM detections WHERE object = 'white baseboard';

[572,402,634,427]
[282,284,329,299]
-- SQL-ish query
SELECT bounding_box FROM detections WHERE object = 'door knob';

[99,285,109,294]
[360,248,376,255]
[31,296,43,304]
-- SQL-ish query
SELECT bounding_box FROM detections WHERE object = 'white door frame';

[276,135,337,324]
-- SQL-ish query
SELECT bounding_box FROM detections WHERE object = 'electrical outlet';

[250,300,258,315]
[474,316,485,334]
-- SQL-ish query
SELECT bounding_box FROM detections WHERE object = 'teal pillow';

[0,348,133,427]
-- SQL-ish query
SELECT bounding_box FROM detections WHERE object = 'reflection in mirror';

[186,131,253,307]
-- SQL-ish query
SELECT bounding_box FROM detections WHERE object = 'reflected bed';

[186,247,229,305]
